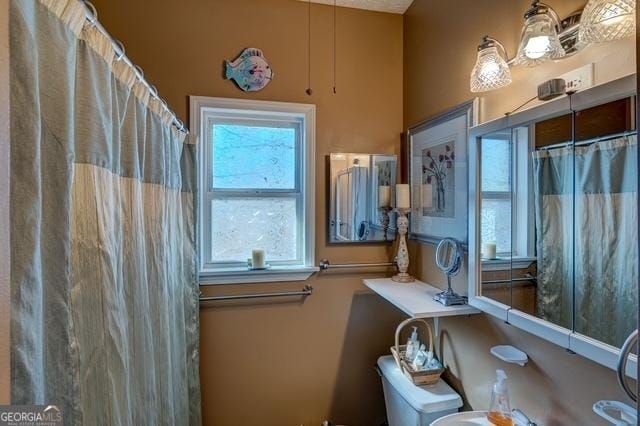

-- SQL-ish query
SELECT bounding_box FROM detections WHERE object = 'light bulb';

[514,3,565,66]
[479,61,500,78]
[470,41,512,93]
[523,36,551,59]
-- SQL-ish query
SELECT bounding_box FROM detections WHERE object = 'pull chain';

[306,0,313,96]
[333,0,337,94]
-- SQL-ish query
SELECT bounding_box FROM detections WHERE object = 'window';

[480,127,533,259]
[191,97,316,284]
[481,136,513,256]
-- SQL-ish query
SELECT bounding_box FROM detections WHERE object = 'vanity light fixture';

[469,0,635,93]
[470,36,513,93]
[579,0,636,43]
[514,1,566,66]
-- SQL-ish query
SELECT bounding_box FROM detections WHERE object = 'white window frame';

[190,97,318,285]
[479,133,515,258]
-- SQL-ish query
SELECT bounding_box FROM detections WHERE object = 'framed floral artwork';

[407,99,478,245]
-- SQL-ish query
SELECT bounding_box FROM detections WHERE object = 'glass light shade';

[515,14,565,66]
[579,0,635,43]
[470,46,512,93]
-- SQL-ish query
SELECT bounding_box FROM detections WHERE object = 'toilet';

[377,355,463,426]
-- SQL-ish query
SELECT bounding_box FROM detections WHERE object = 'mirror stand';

[434,238,468,306]
[434,276,468,306]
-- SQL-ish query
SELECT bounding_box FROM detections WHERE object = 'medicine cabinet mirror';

[328,153,397,243]
[469,74,638,377]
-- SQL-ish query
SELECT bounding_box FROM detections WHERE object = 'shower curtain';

[10,1,201,425]
[533,135,638,348]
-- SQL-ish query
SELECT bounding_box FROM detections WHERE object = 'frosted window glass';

[211,197,298,262]
[212,124,296,189]
[481,199,512,254]
[482,139,511,192]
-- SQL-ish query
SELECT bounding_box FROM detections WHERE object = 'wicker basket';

[390,317,444,386]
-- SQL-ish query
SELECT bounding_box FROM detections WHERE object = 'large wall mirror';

[328,153,397,243]
[469,75,637,376]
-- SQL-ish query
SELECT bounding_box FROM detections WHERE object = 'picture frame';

[406,99,478,246]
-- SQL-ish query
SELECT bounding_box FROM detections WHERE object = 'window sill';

[199,265,319,285]
[481,256,536,271]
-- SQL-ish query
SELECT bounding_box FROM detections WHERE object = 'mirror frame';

[468,74,637,378]
[436,237,462,277]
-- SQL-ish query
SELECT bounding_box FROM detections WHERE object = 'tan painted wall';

[404,1,636,424]
[91,0,404,425]
[0,0,10,405]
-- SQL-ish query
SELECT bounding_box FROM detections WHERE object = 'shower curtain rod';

[539,130,636,151]
[80,0,188,134]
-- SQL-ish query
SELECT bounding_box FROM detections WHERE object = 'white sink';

[431,410,532,426]
[430,411,492,426]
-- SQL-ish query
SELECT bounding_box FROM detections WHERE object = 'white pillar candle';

[483,242,497,259]
[396,184,410,209]
[252,249,266,269]
[421,183,433,209]
[378,185,391,207]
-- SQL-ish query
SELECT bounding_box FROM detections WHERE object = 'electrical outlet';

[559,63,594,94]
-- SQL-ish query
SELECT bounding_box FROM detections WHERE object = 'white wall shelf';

[364,278,479,318]
[364,278,479,336]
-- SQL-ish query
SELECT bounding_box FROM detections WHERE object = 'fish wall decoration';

[224,48,274,92]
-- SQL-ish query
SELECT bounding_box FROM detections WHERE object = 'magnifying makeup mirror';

[433,238,468,306]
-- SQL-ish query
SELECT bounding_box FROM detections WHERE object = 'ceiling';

[296,0,415,14]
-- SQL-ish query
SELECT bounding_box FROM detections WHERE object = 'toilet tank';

[377,355,462,426]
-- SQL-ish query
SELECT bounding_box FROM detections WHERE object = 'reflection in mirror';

[329,153,397,243]
[520,97,636,348]
[528,116,574,329]
[479,130,513,308]
[570,99,636,348]
[508,126,538,317]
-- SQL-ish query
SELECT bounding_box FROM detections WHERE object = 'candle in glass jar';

[252,249,266,269]
[396,184,410,209]
[378,185,391,207]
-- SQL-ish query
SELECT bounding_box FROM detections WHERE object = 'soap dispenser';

[405,326,419,360]
[487,370,514,426]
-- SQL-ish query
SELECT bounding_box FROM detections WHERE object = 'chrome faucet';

[513,408,537,426]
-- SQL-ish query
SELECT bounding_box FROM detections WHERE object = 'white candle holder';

[392,208,415,283]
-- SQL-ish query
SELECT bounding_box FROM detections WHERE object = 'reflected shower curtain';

[533,136,638,348]
[10,1,201,425]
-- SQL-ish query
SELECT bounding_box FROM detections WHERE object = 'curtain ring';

[82,1,98,27]
[112,39,125,61]
[148,85,159,99]
[134,65,144,79]
[174,117,186,133]
[157,96,170,116]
